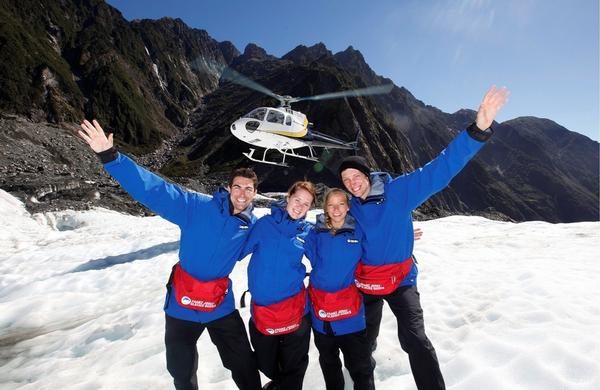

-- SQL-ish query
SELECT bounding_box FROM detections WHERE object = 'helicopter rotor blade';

[289,84,394,103]
[220,68,284,102]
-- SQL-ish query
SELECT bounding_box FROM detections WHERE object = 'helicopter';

[221,68,393,167]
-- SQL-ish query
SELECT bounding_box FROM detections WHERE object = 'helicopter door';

[263,109,286,134]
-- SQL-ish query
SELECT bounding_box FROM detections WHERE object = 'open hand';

[476,86,510,130]
[78,119,113,153]
[414,227,423,241]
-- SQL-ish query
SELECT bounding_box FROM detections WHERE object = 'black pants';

[165,311,261,390]
[363,285,445,390]
[249,314,311,390]
[313,328,375,390]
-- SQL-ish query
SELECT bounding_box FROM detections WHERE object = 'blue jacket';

[349,129,487,287]
[305,213,366,335]
[104,152,256,323]
[242,201,312,313]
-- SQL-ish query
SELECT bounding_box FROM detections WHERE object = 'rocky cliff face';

[0,0,234,151]
[478,117,598,222]
[0,1,597,222]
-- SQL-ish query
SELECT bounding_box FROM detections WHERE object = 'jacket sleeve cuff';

[466,122,494,142]
[97,147,118,164]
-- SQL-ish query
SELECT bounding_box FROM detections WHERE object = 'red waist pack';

[252,288,306,336]
[172,263,229,312]
[309,283,362,321]
[354,257,413,295]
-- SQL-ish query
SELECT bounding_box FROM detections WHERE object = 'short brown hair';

[287,181,317,206]
[229,168,258,189]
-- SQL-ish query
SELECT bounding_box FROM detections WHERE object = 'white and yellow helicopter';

[222,68,393,166]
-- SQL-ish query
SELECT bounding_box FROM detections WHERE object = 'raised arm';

[78,119,208,226]
[389,86,509,210]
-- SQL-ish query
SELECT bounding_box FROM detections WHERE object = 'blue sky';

[107,0,599,141]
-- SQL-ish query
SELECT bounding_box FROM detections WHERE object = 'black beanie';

[338,156,371,180]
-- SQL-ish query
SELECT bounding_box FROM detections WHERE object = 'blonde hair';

[287,181,317,206]
[323,188,350,233]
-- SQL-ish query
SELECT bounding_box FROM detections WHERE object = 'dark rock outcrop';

[282,43,332,65]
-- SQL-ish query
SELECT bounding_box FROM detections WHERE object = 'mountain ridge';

[0,0,597,222]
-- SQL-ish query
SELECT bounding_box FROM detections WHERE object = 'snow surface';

[1,189,599,390]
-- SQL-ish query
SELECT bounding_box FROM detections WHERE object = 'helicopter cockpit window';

[245,121,260,132]
[285,115,292,126]
[266,110,285,124]
[244,108,267,120]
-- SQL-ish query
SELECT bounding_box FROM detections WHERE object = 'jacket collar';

[359,172,391,205]
[214,187,254,224]
[270,199,311,229]
[314,213,357,235]
[270,199,289,223]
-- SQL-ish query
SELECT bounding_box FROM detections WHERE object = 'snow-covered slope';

[1,190,599,389]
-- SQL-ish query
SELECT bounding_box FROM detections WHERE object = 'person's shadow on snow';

[68,241,180,273]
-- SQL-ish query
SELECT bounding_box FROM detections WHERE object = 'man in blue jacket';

[78,119,262,390]
[338,86,509,390]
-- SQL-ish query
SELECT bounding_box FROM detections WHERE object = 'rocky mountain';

[475,117,598,222]
[0,0,233,152]
[282,43,332,65]
[0,0,598,222]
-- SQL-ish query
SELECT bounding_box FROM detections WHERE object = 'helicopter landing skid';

[242,147,319,167]
[243,148,289,167]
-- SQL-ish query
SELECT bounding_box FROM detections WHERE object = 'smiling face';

[286,188,314,220]
[325,191,349,228]
[227,176,257,214]
[341,168,371,200]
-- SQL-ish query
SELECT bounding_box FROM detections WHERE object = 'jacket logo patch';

[347,239,359,244]
[239,225,249,230]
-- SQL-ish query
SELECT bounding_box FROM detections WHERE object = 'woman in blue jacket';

[304,188,374,390]
[242,181,316,390]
